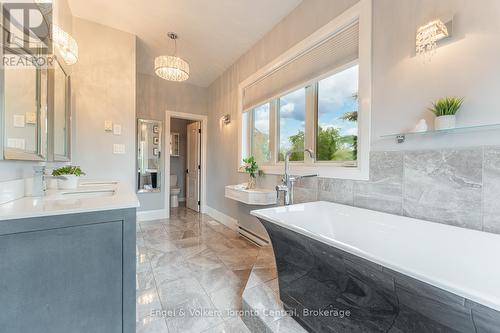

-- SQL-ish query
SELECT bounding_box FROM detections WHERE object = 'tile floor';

[136,207,275,333]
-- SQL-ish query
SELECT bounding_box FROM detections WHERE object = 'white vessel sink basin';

[225,184,276,205]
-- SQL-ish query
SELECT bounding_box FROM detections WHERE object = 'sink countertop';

[0,181,140,222]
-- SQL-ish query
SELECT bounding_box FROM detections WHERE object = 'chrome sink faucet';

[276,149,318,205]
[32,166,46,196]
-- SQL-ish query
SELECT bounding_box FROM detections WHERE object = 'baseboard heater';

[238,225,269,247]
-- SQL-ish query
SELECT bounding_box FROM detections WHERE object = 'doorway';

[165,111,207,218]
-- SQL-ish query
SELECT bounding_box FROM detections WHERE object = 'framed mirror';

[1,4,49,161]
[49,58,71,161]
[137,119,162,193]
[2,65,48,161]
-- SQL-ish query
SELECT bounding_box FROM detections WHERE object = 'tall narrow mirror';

[137,119,162,193]
[50,58,71,161]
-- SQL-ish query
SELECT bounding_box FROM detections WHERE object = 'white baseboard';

[204,205,269,246]
[137,209,168,222]
[204,205,238,231]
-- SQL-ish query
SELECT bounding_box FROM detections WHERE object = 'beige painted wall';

[207,0,500,238]
[71,18,136,186]
[136,72,207,211]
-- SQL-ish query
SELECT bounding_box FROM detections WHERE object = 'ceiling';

[68,0,302,87]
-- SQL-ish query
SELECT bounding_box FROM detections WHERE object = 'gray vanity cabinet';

[0,208,136,333]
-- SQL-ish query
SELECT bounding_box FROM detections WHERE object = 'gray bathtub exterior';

[0,208,136,333]
[259,219,500,333]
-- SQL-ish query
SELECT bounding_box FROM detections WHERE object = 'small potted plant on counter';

[52,166,86,189]
[428,96,464,130]
[240,156,262,189]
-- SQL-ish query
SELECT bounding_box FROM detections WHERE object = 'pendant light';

[154,32,189,82]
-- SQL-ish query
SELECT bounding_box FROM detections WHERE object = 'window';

[252,103,270,163]
[238,0,371,179]
[278,88,306,162]
[317,65,359,162]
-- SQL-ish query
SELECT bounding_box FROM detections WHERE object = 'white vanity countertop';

[0,181,140,221]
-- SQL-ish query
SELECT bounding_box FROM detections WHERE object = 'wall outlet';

[104,120,113,132]
[113,144,125,154]
[13,115,25,128]
[113,124,122,135]
[25,112,37,124]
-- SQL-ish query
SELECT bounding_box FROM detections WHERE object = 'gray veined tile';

[242,299,269,333]
[136,287,163,321]
[267,315,307,333]
[136,316,169,333]
[217,252,258,270]
[201,317,251,333]
[208,284,244,319]
[483,146,500,234]
[157,276,207,309]
[403,148,482,230]
[318,178,354,205]
[166,294,223,333]
[353,151,403,215]
[242,284,285,325]
[148,248,185,269]
[192,266,241,294]
[185,252,225,273]
[137,269,156,291]
[144,234,180,252]
[153,261,193,285]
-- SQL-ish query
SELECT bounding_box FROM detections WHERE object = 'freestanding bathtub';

[251,201,500,333]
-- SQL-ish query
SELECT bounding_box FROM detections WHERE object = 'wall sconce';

[52,24,79,65]
[416,18,452,62]
[220,114,231,125]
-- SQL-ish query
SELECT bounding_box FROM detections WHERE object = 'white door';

[186,121,201,212]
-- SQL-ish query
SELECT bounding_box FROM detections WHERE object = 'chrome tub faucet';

[276,149,318,205]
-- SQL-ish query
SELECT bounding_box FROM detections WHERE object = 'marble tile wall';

[291,146,500,234]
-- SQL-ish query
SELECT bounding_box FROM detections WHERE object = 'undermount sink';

[45,189,116,201]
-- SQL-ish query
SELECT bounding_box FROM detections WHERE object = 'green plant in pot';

[240,156,261,189]
[52,166,86,190]
[428,97,464,130]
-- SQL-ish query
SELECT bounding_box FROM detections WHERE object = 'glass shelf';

[381,123,500,143]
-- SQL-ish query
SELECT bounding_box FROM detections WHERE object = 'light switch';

[113,144,125,154]
[13,115,25,128]
[104,120,113,132]
[7,138,17,148]
[25,112,37,124]
[7,138,25,150]
[113,124,122,135]
[17,138,25,150]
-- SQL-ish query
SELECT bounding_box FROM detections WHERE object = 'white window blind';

[242,21,359,111]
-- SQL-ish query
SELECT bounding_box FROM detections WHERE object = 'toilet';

[170,174,181,208]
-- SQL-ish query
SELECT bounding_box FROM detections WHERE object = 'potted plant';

[52,166,86,190]
[240,156,261,189]
[428,97,464,130]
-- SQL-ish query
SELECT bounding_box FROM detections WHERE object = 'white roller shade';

[243,21,359,111]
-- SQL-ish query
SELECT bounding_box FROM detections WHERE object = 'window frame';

[237,0,371,180]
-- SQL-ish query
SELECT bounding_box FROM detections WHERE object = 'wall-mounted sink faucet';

[276,149,318,205]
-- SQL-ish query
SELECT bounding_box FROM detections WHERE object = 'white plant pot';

[434,115,456,130]
[57,175,79,190]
